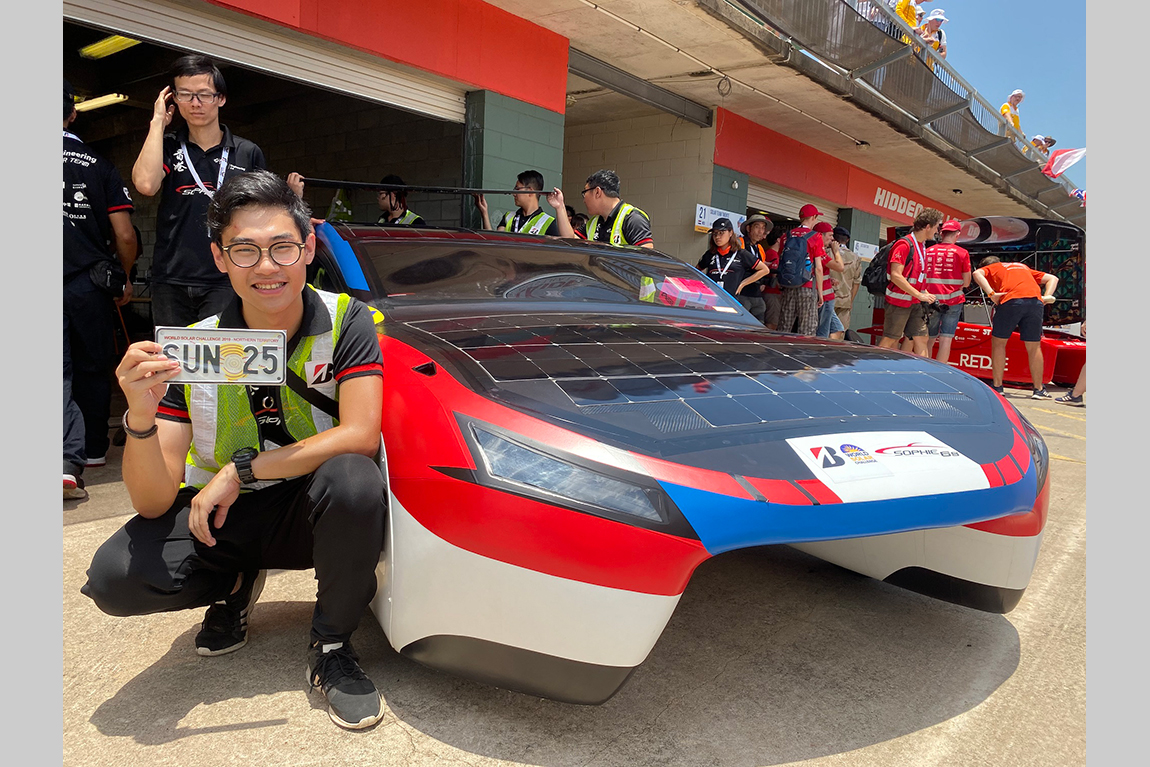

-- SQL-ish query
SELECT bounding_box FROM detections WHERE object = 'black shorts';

[992,297,1044,342]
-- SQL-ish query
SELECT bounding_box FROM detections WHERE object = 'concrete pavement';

[63,390,1085,767]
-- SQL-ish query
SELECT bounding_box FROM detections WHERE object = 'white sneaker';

[85,455,107,468]
[64,474,88,500]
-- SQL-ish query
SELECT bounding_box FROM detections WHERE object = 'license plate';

[155,327,287,385]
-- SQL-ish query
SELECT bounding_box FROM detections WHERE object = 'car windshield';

[358,242,743,315]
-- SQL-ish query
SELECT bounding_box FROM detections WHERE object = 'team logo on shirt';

[73,191,86,202]
[307,362,334,387]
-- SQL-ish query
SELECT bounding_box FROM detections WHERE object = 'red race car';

[313,223,1051,704]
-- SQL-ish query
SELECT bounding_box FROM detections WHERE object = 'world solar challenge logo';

[839,443,877,465]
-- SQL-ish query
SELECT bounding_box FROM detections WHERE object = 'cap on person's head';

[832,225,850,239]
[799,203,822,219]
[924,9,948,23]
[1044,136,1057,147]
[813,222,834,234]
[1031,134,1046,143]
[710,217,734,233]
[64,78,76,119]
[940,219,962,232]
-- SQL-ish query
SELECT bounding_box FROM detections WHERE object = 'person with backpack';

[777,205,831,335]
[877,207,944,354]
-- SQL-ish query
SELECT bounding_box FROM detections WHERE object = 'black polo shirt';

[697,247,763,297]
[63,132,134,283]
[590,200,654,246]
[501,207,560,236]
[736,238,771,296]
[152,124,266,287]
[157,287,384,451]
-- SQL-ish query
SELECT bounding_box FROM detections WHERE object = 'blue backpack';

[777,230,817,288]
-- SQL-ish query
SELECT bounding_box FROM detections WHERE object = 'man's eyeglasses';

[222,242,305,268]
[581,186,598,197]
[174,91,221,104]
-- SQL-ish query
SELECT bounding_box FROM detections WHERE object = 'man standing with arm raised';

[82,170,389,730]
[132,55,266,329]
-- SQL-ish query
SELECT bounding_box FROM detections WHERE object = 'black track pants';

[82,453,386,644]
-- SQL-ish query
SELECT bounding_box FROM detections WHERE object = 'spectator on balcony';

[1000,90,1025,135]
[917,9,948,60]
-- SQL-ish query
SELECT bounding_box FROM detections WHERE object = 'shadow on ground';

[89,544,1019,765]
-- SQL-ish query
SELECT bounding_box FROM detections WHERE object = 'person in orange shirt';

[972,256,1058,398]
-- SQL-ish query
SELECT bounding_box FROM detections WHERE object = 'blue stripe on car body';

[661,468,1038,556]
[316,221,369,290]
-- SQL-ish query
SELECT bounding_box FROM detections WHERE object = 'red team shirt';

[884,235,927,308]
[786,226,827,290]
[923,243,971,306]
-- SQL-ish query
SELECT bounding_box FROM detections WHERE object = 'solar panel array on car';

[408,314,981,438]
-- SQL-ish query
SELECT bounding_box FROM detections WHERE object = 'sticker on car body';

[786,431,989,502]
[156,327,287,385]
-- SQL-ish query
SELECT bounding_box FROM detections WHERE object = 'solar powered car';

[309,222,1050,704]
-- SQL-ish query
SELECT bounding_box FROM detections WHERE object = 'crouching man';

[81,170,388,730]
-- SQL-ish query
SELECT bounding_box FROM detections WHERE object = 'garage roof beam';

[568,48,712,128]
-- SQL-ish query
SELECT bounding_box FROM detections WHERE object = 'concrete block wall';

[80,89,464,280]
[463,91,565,229]
[562,113,717,264]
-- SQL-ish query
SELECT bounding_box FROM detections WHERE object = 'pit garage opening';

[64,17,467,332]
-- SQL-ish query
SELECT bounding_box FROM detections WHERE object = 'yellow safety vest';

[379,209,421,226]
[586,202,650,246]
[182,287,353,490]
[501,209,555,235]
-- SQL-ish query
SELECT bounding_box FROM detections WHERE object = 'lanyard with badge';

[907,235,925,281]
[181,142,230,197]
[712,250,739,282]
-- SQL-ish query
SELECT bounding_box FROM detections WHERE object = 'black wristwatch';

[231,447,259,485]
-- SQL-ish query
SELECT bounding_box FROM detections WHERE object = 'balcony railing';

[727,0,1084,226]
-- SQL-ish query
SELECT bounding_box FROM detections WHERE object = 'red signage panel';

[208,0,570,115]
[714,108,968,222]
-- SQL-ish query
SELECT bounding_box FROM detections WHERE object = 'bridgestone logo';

[874,187,924,218]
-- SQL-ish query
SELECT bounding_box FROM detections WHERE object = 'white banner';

[694,204,747,233]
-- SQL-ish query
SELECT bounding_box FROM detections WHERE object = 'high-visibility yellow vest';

[586,202,649,246]
[379,209,421,226]
[182,287,353,490]
[501,209,555,235]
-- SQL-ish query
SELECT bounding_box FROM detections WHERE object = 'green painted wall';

[711,165,749,215]
[836,208,883,332]
[463,91,565,228]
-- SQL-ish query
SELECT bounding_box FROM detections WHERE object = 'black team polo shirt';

[152,124,266,288]
[63,133,134,282]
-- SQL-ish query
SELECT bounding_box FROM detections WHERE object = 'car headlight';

[1015,410,1050,491]
[469,423,668,523]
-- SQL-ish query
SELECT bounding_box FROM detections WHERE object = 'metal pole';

[301,178,555,195]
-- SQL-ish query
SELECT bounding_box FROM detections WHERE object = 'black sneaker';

[1056,392,1084,406]
[990,384,1004,395]
[1031,388,1052,400]
[306,641,384,730]
[195,570,266,656]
